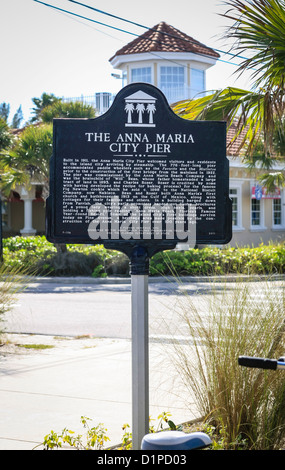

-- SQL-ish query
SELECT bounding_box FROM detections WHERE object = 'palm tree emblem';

[125,103,135,124]
[136,103,145,124]
[124,91,157,127]
[146,103,156,124]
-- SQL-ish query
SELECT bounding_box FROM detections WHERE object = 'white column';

[19,187,36,236]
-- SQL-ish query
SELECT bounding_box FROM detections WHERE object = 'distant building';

[226,124,285,246]
[109,21,219,104]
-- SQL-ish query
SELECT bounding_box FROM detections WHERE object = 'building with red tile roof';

[110,21,220,60]
[110,22,219,104]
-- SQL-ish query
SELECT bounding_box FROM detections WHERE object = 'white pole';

[131,273,149,450]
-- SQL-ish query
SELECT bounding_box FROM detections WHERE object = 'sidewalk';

[0,333,197,450]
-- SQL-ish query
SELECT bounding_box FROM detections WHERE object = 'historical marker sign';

[46,83,232,449]
[46,83,232,255]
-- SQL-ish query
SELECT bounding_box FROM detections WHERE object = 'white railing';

[62,86,206,115]
[160,85,206,105]
[62,93,116,115]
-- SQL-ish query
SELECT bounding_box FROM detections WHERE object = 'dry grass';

[0,264,31,340]
[168,277,285,450]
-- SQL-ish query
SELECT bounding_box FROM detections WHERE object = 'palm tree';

[30,93,61,123]
[11,105,24,129]
[0,118,13,152]
[40,100,95,123]
[223,0,285,91]
[0,98,98,195]
[0,103,10,123]
[1,100,98,251]
[0,123,53,199]
[172,0,285,189]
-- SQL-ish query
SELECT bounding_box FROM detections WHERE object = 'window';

[160,66,184,88]
[273,199,282,225]
[159,66,185,102]
[272,193,285,229]
[250,196,266,230]
[131,67,152,83]
[272,190,285,229]
[122,71,127,87]
[250,181,267,230]
[1,200,8,229]
[229,184,244,231]
[230,188,238,226]
[190,68,205,98]
[251,199,261,226]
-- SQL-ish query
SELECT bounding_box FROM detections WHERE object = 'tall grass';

[0,264,31,340]
[169,277,285,450]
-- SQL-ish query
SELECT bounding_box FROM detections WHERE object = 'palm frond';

[0,168,29,196]
[258,171,285,191]
[222,0,285,89]
[244,153,276,170]
[172,86,284,155]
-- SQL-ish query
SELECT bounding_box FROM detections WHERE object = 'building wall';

[8,201,24,234]
[3,166,284,247]
[32,200,45,234]
[229,163,285,247]
[117,55,210,104]
[3,198,45,237]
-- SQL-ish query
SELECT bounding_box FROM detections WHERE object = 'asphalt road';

[4,278,188,339]
[4,277,285,339]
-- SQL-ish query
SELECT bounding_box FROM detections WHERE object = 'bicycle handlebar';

[238,356,285,370]
[238,356,277,370]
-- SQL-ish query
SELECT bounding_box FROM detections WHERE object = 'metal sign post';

[131,273,149,449]
[130,246,150,450]
[46,82,232,452]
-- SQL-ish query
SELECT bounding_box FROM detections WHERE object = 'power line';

[67,0,250,62]
[33,0,139,36]
[33,0,194,55]
[33,0,214,57]
[68,0,150,31]
[33,0,244,67]
[54,6,123,41]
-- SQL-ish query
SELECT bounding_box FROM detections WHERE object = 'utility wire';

[67,0,250,61]
[33,0,244,67]
[54,5,123,41]
[33,0,139,36]
[56,5,242,69]
[33,0,213,56]
[68,0,151,31]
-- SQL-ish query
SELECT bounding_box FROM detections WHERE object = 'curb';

[27,273,285,284]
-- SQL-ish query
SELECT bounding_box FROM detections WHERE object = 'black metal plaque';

[46,83,232,258]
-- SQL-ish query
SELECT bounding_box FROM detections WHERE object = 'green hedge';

[150,243,285,276]
[2,236,128,277]
[2,236,285,277]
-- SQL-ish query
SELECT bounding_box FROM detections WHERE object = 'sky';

[1,0,254,124]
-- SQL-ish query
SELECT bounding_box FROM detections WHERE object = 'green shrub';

[37,251,102,277]
[38,412,180,450]
[2,236,106,276]
[2,236,285,277]
[150,242,285,276]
